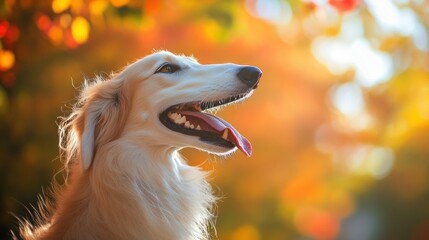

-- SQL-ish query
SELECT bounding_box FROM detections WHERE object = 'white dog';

[18,51,262,240]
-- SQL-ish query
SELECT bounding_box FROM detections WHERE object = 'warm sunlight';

[1,0,429,239]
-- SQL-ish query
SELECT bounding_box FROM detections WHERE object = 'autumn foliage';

[1,0,429,239]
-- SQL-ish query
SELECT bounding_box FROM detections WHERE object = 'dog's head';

[69,51,261,170]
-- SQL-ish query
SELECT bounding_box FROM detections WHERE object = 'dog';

[17,51,262,240]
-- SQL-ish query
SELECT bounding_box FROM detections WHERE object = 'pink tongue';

[179,111,252,157]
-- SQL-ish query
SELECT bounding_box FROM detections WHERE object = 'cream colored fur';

[18,51,254,240]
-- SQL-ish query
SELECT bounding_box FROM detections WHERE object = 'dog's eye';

[155,63,180,74]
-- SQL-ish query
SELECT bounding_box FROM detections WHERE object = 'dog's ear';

[76,78,130,170]
[80,107,97,170]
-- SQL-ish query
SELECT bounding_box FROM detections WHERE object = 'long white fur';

[17,51,253,240]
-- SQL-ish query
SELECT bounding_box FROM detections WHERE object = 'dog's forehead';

[123,52,199,79]
[149,51,197,64]
[179,55,198,63]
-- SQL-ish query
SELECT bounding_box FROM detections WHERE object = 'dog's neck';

[44,142,215,240]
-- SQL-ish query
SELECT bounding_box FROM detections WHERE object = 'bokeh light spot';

[0,21,10,37]
[282,176,322,204]
[144,0,160,16]
[110,0,129,8]
[328,0,361,13]
[59,14,72,28]
[295,207,340,239]
[36,14,51,31]
[331,82,364,117]
[0,50,15,71]
[346,145,395,179]
[89,0,108,16]
[230,225,260,240]
[52,0,71,13]
[313,37,394,87]
[353,39,393,87]
[71,17,90,44]
[366,147,394,179]
[246,0,292,25]
[48,25,63,45]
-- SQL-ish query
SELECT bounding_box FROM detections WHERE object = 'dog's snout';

[237,66,262,89]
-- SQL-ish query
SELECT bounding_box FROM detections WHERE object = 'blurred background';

[1,0,429,239]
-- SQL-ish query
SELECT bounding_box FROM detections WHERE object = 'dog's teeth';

[221,129,228,140]
[196,125,201,130]
[184,121,191,128]
[173,113,182,121]
[174,115,181,123]
[190,124,195,129]
[169,112,178,120]
[175,115,186,124]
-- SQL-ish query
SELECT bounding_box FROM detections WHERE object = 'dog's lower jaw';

[26,143,216,240]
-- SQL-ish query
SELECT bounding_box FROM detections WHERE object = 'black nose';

[237,66,262,89]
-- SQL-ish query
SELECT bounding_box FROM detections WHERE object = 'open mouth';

[159,93,252,156]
